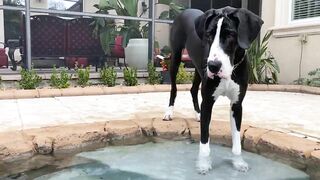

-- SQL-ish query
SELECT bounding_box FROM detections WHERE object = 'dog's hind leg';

[190,69,201,122]
[230,86,249,172]
[163,49,182,121]
[163,23,186,121]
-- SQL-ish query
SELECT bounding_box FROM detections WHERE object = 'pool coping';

[0,84,319,100]
[0,118,319,179]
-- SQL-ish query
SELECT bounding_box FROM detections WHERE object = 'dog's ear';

[197,9,218,46]
[204,10,218,34]
[232,8,264,49]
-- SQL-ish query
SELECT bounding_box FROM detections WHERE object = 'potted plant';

[247,31,280,84]
[93,0,185,69]
[93,0,148,69]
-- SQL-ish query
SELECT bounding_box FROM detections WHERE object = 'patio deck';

[0,89,319,140]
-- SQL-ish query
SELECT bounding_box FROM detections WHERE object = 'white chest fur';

[212,79,240,104]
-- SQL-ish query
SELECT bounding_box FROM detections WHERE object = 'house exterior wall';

[261,0,320,84]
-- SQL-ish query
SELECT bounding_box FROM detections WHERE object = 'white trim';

[290,16,320,25]
[289,0,320,25]
[271,20,320,38]
[288,0,293,23]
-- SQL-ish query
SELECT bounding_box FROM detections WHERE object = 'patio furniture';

[11,15,105,71]
[0,42,8,68]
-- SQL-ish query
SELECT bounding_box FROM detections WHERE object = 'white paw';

[194,111,200,122]
[196,155,212,174]
[163,106,173,121]
[232,156,249,172]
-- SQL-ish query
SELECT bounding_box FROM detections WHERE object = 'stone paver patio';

[0,90,319,139]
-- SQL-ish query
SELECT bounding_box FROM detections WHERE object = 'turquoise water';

[27,141,309,180]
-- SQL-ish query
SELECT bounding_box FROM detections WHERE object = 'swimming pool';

[23,140,309,180]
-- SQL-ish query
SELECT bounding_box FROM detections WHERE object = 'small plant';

[123,67,138,86]
[76,67,90,87]
[294,68,320,87]
[247,31,280,84]
[19,68,42,89]
[176,63,193,84]
[147,63,161,85]
[50,67,71,89]
[100,66,117,87]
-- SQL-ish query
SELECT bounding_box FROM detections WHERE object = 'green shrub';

[50,67,71,89]
[19,68,42,89]
[176,63,193,84]
[100,67,117,87]
[247,31,280,84]
[147,63,161,85]
[76,67,90,87]
[123,67,138,86]
[294,68,320,87]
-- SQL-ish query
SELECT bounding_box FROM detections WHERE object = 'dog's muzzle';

[207,60,223,79]
[208,60,222,74]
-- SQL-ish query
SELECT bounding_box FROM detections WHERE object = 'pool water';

[26,141,309,180]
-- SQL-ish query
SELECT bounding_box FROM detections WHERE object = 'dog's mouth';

[207,69,229,79]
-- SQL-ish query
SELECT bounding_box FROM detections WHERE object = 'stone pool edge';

[0,118,319,179]
[0,84,320,100]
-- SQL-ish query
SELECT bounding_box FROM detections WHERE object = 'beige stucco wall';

[261,0,275,37]
[261,0,320,84]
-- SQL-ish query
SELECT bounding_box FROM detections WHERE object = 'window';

[292,0,320,20]
[49,0,83,12]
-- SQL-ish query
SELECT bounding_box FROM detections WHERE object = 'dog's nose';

[208,60,222,74]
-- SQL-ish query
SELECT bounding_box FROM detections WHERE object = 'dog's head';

[200,7,263,79]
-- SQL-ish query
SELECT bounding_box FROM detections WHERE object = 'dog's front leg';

[230,103,249,172]
[197,97,214,174]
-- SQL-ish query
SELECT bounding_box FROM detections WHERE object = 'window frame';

[289,0,320,24]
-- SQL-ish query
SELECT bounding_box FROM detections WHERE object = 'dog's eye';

[227,31,237,38]
[206,34,213,41]
[222,29,236,39]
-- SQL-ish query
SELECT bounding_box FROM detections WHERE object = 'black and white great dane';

[163,6,263,174]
